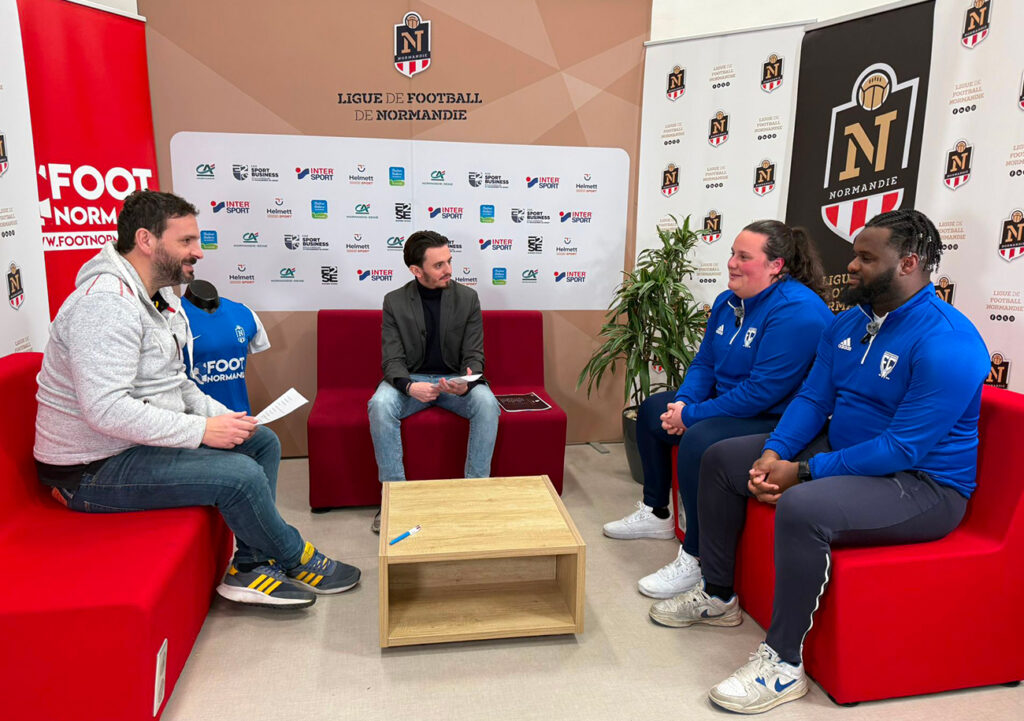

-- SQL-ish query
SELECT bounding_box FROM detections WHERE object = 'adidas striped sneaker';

[287,542,361,594]
[216,562,316,608]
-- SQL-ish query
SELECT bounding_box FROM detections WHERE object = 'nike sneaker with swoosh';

[709,642,808,713]
[648,580,741,627]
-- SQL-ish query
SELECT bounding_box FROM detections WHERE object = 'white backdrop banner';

[914,0,1024,393]
[170,133,628,311]
[635,22,806,309]
[0,0,48,356]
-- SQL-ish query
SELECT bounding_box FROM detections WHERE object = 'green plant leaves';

[577,214,710,406]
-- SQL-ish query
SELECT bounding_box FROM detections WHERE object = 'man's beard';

[839,266,895,306]
[152,243,194,287]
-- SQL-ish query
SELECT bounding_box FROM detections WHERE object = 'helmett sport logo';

[708,111,729,147]
[394,12,431,77]
[703,210,722,243]
[998,209,1024,262]
[7,262,23,310]
[661,164,679,197]
[667,66,685,100]
[821,63,920,243]
[935,276,956,304]
[961,0,991,49]
[753,160,776,196]
[879,351,899,380]
[944,140,973,190]
[761,54,783,93]
[986,353,1010,389]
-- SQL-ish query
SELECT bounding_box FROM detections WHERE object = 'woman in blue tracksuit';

[603,219,833,599]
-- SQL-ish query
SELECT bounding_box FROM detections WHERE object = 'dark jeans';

[698,433,968,664]
[56,426,305,568]
[636,390,779,557]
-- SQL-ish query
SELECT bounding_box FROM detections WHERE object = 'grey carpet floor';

[162,444,1023,720]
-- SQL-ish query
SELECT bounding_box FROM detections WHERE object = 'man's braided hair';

[863,209,942,273]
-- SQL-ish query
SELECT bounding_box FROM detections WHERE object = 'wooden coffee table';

[379,475,585,647]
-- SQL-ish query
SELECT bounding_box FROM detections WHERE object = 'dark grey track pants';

[697,433,967,664]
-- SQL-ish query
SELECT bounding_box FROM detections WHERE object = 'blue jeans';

[367,375,500,481]
[58,426,305,568]
[637,390,779,557]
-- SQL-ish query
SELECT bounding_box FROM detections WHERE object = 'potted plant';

[577,214,708,482]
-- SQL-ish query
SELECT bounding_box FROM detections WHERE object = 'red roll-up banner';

[18,0,158,318]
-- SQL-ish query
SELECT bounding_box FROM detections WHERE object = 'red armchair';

[307,310,567,508]
[0,352,233,721]
[669,386,1024,703]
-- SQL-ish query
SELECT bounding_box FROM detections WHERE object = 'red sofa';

[671,385,1024,703]
[0,352,233,721]
[308,309,567,508]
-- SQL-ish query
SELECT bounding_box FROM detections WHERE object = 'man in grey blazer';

[367,230,500,531]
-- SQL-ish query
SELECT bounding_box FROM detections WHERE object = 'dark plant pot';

[621,406,644,484]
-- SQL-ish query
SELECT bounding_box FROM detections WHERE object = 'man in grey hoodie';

[34,190,359,609]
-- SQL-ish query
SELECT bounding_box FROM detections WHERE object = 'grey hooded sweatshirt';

[34,243,231,465]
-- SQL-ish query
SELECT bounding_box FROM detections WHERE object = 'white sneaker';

[648,581,741,628]
[709,642,808,714]
[603,501,675,540]
[638,545,701,598]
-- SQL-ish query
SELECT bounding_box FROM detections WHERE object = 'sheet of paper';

[453,373,482,383]
[254,387,308,424]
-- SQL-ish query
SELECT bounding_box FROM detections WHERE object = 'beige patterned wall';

[141,0,651,455]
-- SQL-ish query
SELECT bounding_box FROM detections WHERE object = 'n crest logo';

[961,0,991,49]
[7,262,23,310]
[0,133,8,177]
[821,63,919,243]
[743,327,757,348]
[986,352,1010,389]
[761,54,783,93]
[753,160,776,196]
[667,65,685,100]
[394,12,431,77]
[943,140,973,190]
[661,163,679,197]
[998,209,1024,262]
[1019,71,1024,111]
[935,276,956,304]
[879,351,899,379]
[708,111,729,147]
[703,210,722,243]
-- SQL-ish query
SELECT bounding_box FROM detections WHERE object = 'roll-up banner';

[786,0,934,310]
[635,22,806,311]
[0,0,48,355]
[18,0,158,318]
[915,0,1024,393]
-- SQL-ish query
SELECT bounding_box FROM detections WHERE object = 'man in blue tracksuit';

[647,210,990,714]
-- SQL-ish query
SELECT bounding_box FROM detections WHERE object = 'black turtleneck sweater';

[392,282,452,394]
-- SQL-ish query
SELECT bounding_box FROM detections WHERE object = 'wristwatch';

[797,460,812,483]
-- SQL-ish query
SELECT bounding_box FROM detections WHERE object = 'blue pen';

[389,525,421,545]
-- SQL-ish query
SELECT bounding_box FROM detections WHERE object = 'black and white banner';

[635,22,806,309]
[786,1,934,308]
[0,0,48,356]
[915,0,1024,392]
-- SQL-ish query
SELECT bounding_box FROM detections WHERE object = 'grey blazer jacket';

[381,279,486,384]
